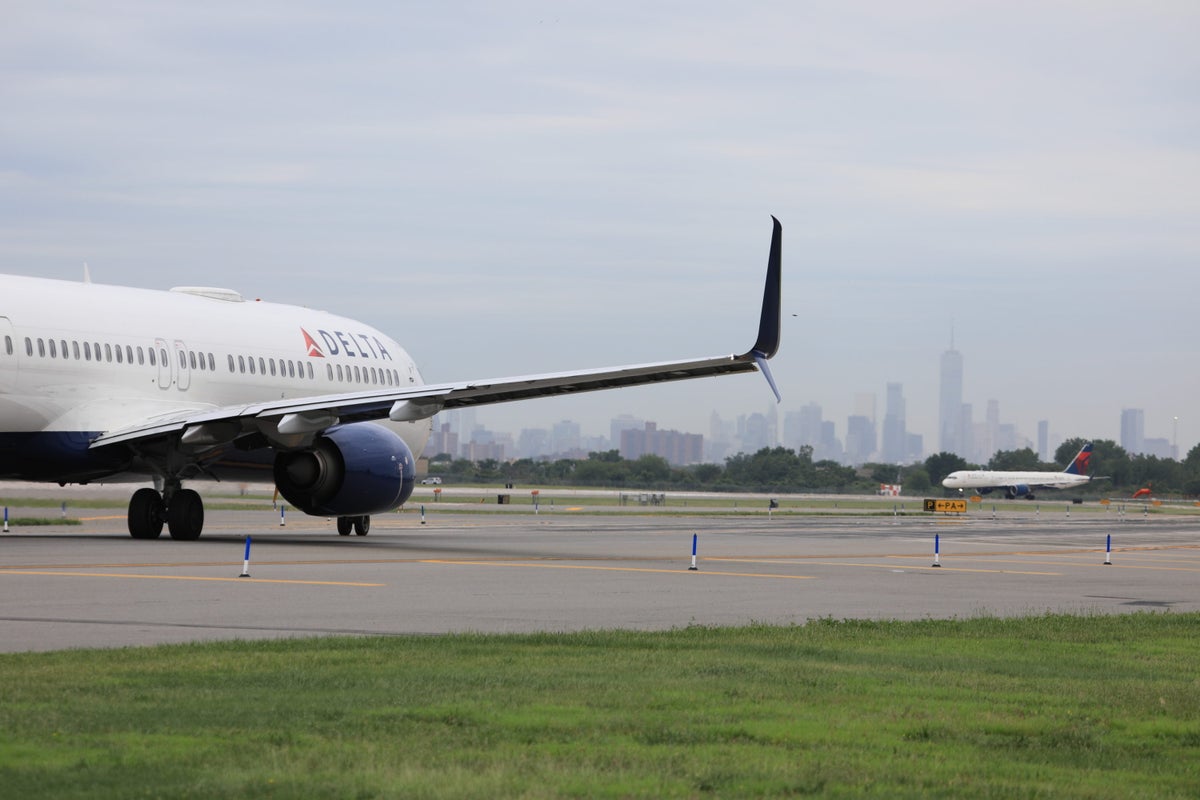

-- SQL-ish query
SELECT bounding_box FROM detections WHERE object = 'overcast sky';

[3,2,1198,459]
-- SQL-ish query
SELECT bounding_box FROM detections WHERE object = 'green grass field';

[2,614,1197,798]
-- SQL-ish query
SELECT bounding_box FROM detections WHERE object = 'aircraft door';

[174,339,191,391]
[154,337,171,390]
[0,317,17,390]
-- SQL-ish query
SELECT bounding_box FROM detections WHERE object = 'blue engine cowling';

[1005,484,1031,499]
[273,423,415,517]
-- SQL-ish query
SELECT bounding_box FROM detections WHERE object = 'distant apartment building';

[619,421,704,466]
[425,422,459,459]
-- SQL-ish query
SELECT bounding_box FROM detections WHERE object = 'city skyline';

[455,336,1189,465]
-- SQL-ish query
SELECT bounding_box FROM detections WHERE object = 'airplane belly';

[0,430,131,482]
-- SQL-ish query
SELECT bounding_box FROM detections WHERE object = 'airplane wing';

[90,217,782,452]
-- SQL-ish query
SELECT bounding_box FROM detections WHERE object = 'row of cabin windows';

[327,362,402,387]
[229,354,314,380]
[18,335,169,368]
[5,335,400,387]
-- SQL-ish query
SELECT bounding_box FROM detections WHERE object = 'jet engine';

[1004,484,1031,499]
[273,423,415,516]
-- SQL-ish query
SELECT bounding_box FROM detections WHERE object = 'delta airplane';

[940,442,1095,499]
[0,218,782,540]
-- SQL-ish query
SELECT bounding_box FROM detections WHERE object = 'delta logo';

[300,327,394,361]
[301,328,325,358]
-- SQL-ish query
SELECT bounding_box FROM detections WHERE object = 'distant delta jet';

[941,442,1096,500]
[0,218,782,541]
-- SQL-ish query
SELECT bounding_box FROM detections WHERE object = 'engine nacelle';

[1005,484,1031,499]
[273,423,415,517]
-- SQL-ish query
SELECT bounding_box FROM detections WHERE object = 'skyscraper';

[882,382,907,463]
[1120,408,1145,455]
[938,336,964,457]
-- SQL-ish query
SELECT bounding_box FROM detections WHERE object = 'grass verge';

[1,614,1197,798]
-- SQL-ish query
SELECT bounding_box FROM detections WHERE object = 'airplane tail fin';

[1063,442,1094,475]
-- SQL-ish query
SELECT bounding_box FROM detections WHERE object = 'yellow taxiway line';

[421,559,815,580]
[0,570,383,586]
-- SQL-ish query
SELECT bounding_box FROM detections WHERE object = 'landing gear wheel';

[353,516,371,536]
[336,516,353,536]
[128,488,164,539]
[167,489,205,541]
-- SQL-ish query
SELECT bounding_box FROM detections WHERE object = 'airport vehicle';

[0,219,781,540]
[941,442,1095,499]
[420,477,442,485]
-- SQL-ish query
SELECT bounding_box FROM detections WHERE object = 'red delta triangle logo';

[300,328,325,357]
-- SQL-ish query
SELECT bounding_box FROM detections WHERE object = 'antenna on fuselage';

[82,263,92,284]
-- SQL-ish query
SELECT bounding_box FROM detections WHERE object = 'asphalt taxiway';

[1,506,1197,652]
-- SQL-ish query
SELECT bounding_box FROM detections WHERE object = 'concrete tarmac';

[1,506,1197,652]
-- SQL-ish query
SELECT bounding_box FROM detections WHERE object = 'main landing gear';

[127,481,205,541]
[336,515,371,536]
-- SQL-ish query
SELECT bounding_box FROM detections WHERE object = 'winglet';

[749,216,782,360]
[739,216,782,401]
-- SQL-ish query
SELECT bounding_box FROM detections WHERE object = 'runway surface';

[1,506,1198,652]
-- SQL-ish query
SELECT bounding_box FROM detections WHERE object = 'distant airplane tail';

[1063,442,1094,475]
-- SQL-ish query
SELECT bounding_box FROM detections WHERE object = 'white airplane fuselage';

[941,470,1090,494]
[0,274,432,483]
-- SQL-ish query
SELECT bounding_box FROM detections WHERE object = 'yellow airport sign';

[924,499,967,513]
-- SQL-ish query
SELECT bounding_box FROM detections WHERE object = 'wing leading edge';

[91,217,783,452]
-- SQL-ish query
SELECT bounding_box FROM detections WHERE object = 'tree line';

[427,437,1200,497]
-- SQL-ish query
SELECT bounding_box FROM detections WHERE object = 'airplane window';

[160,348,168,367]
[198,353,207,372]
[268,359,276,377]
[208,353,215,371]
[186,351,194,370]
[126,345,134,364]
[287,361,295,378]
[61,340,69,358]
[83,342,91,361]
[24,337,31,356]
[37,338,45,357]
[149,348,156,367]
[238,355,245,373]
[3,335,10,355]
[259,357,266,375]
[114,343,122,363]
[248,356,256,375]
[326,364,333,381]
[48,339,57,358]
[136,347,144,365]
[306,362,313,380]
[335,364,342,381]
[227,354,234,372]
[72,341,80,360]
